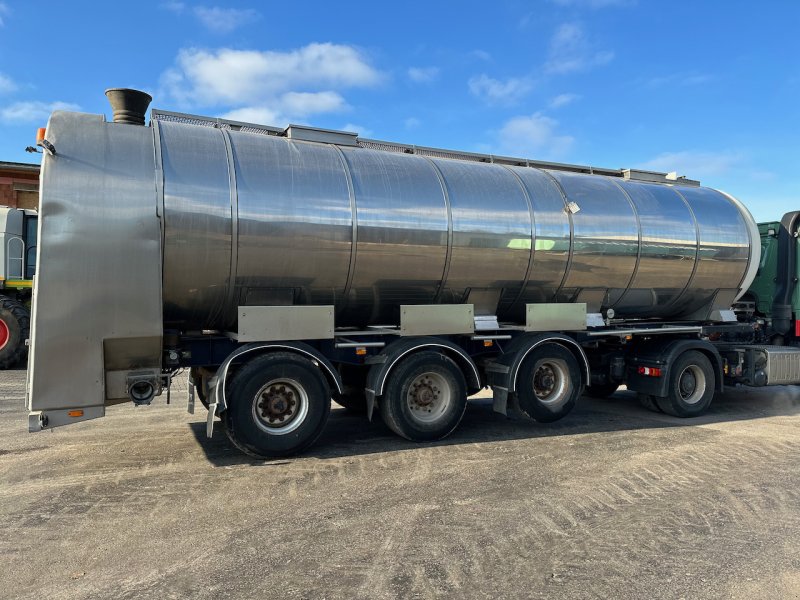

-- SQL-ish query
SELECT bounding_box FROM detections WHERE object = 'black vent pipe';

[772,211,800,336]
[104,88,152,125]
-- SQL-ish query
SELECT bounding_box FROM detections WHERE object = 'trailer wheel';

[0,295,29,369]
[223,352,331,458]
[585,382,619,398]
[655,351,715,417]
[515,343,582,423]
[381,351,467,441]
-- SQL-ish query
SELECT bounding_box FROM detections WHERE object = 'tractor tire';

[0,295,29,369]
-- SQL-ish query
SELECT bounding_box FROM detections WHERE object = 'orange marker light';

[483,340,493,347]
[355,347,367,356]
[36,128,46,144]
[67,409,84,418]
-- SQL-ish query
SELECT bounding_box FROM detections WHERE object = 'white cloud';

[496,113,574,159]
[404,117,421,129]
[551,0,635,7]
[0,2,9,26]
[281,91,347,116]
[407,67,440,83]
[341,123,373,137]
[160,3,259,33]
[645,72,712,88]
[220,91,348,126]
[0,72,16,94]
[638,150,743,179]
[545,22,614,74]
[221,105,282,125]
[160,1,185,13]
[0,101,81,123]
[194,6,259,34]
[468,74,533,105]
[549,93,580,108]
[162,44,382,107]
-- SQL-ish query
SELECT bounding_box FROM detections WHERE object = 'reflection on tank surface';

[156,121,756,328]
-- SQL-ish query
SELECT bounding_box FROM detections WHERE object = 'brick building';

[0,161,40,210]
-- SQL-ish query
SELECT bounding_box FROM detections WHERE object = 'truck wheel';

[223,352,331,458]
[655,351,715,417]
[0,296,29,369]
[381,351,467,441]
[515,343,582,423]
[585,382,619,398]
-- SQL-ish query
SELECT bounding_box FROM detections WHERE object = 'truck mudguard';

[625,338,724,397]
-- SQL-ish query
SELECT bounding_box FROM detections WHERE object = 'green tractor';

[0,207,36,369]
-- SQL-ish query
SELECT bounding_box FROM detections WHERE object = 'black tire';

[515,343,582,423]
[380,351,468,441]
[637,393,662,413]
[223,352,331,458]
[0,295,29,369]
[585,382,619,398]
[655,351,715,417]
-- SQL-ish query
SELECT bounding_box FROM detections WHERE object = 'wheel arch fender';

[206,342,344,437]
[484,333,589,415]
[626,338,724,397]
[364,336,481,421]
[489,333,590,393]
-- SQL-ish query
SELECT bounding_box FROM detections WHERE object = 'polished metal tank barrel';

[155,117,759,329]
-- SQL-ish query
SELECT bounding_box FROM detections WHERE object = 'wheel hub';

[680,371,696,398]
[0,318,9,351]
[405,371,452,424]
[257,384,298,424]
[411,380,438,407]
[534,365,557,399]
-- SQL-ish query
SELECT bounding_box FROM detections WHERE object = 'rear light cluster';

[638,366,662,377]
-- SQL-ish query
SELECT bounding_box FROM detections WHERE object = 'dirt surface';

[2,368,800,599]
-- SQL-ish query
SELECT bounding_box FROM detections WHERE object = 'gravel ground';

[2,367,799,599]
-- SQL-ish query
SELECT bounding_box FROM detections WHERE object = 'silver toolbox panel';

[237,305,334,342]
[400,304,474,336]
[526,303,587,331]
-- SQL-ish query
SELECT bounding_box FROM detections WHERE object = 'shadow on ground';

[189,386,800,467]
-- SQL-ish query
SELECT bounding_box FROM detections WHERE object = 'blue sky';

[0,0,797,221]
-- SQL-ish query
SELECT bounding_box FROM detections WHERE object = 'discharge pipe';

[105,88,152,125]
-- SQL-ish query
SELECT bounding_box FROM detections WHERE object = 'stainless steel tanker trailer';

[25,88,800,457]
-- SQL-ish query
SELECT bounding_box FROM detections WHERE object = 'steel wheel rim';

[678,365,706,405]
[532,358,570,406]
[406,371,452,424]
[252,378,309,435]
[0,319,8,351]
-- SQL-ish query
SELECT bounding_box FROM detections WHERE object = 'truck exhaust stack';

[104,88,152,125]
